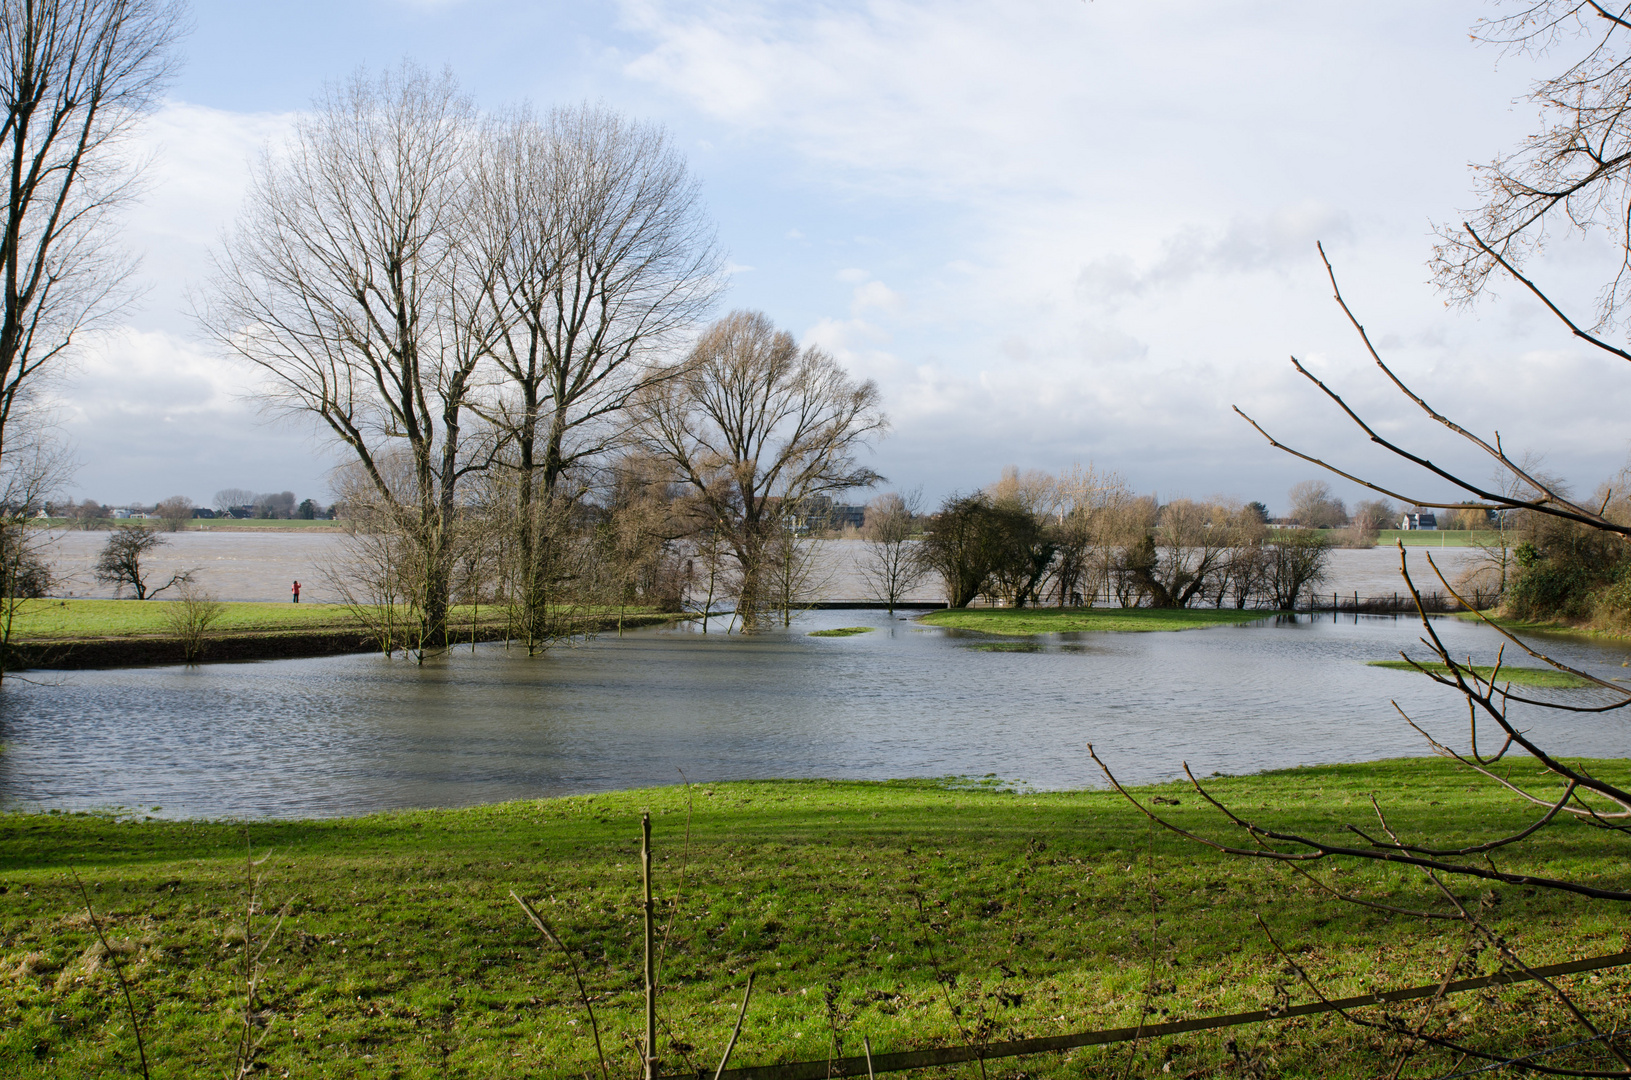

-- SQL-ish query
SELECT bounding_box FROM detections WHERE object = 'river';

[34,530,1483,604]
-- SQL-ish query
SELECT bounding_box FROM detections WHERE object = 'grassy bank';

[7,599,671,642]
[1451,609,1631,642]
[9,599,368,640]
[3,599,674,669]
[1366,659,1595,688]
[3,759,1625,1078]
[920,606,1277,635]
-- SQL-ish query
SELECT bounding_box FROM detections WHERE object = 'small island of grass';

[919,607,1277,635]
[808,626,875,637]
[1367,659,1595,688]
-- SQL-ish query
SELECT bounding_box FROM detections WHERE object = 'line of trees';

[198,64,885,651]
[897,468,1336,611]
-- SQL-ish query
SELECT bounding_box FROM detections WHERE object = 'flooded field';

[2,606,1622,819]
[33,530,1482,605]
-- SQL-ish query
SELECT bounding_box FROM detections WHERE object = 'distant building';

[1400,512,1438,531]
[832,504,866,531]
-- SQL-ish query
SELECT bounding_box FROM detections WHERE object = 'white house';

[1399,512,1438,531]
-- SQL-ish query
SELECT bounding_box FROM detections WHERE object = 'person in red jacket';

[292,580,301,604]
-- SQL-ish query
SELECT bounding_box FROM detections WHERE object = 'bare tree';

[1117,498,1242,608]
[469,103,720,648]
[1286,478,1348,528]
[161,580,222,664]
[202,64,492,651]
[633,310,885,630]
[0,0,184,475]
[762,524,830,627]
[213,487,253,516]
[1042,464,1132,607]
[94,522,190,598]
[153,493,191,530]
[251,490,294,519]
[857,490,926,614]
[1263,527,1331,609]
[1349,496,1394,532]
[1101,240,1631,1074]
[1433,1,1631,330]
[0,422,69,680]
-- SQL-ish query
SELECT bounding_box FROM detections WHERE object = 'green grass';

[1452,610,1631,640]
[807,626,875,637]
[1372,529,1502,547]
[1366,659,1595,688]
[8,599,368,640]
[5,598,669,642]
[3,758,1625,1078]
[920,606,1276,635]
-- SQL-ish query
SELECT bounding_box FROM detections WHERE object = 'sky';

[44,0,1631,516]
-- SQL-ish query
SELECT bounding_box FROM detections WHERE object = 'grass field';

[920,606,1276,635]
[7,599,369,639]
[1371,529,1502,547]
[1,759,1625,1078]
[1366,659,1595,688]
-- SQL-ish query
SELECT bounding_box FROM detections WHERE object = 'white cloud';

[34,2,1631,510]
[48,100,324,501]
[123,101,299,331]
[851,279,903,314]
[607,1,1631,501]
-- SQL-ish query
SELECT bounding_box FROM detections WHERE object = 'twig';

[655,769,696,988]
[1085,747,1631,901]
[72,869,150,1080]
[644,812,657,1080]
[511,891,610,1080]
[231,836,288,1079]
[713,973,755,1080]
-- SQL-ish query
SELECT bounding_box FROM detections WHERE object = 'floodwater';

[35,530,1482,604]
[2,607,1625,819]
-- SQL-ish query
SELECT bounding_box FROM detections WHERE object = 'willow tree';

[470,104,719,650]
[634,311,885,628]
[202,65,491,652]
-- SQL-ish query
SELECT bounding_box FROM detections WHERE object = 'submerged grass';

[921,606,1276,635]
[1367,659,1595,688]
[2,758,1627,1078]
[808,627,875,637]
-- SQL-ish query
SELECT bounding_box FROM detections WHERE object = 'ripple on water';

[2,608,1625,819]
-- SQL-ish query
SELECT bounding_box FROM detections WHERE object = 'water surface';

[3,608,1625,819]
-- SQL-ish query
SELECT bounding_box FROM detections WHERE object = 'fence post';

[643,813,656,1080]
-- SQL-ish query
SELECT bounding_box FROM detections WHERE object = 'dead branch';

[1085,748,1631,901]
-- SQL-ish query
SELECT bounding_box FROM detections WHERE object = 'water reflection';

[2,609,1626,819]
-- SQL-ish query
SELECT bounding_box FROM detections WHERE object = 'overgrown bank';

[2,759,1626,1078]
